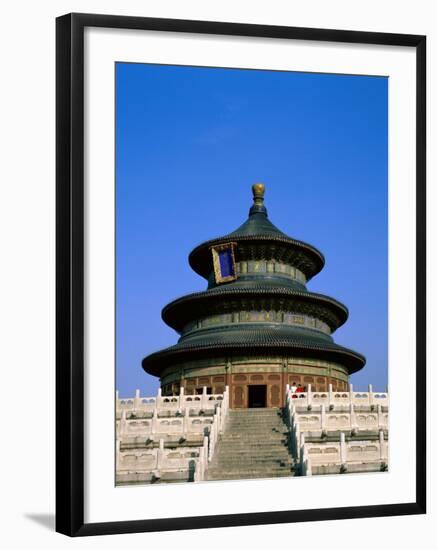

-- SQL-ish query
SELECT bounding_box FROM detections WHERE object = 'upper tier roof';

[189,183,325,281]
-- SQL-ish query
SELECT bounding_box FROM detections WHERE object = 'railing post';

[216,404,221,432]
[196,446,204,482]
[209,422,216,461]
[300,433,305,470]
[340,432,347,464]
[156,387,162,408]
[120,408,127,436]
[328,383,333,408]
[307,384,312,407]
[368,384,374,406]
[295,425,300,460]
[348,384,353,405]
[350,403,357,430]
[157,438,164,469]
[115,438,121,471]
[306,457,312,476]
[379,429,387,461]
[203,435,209,463]
[152,408,158,435]
[134,388,140,409]
[179,386,185,408]
[183,410,189,433]
[377,404,383,428]
[321,403,326,431]
[201,386,207,408]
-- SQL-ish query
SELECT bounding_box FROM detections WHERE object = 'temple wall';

[182,311,331,337]
[160,356,349,408]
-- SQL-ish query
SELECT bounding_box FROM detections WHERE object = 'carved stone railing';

[116,386,229,483]
[283,385,389,476]
[285,383,388,408]
[117,386,226,414]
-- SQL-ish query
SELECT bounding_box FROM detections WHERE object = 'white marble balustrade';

[285,383,388,408]
[116,386,229,483]
[116,387,226,414]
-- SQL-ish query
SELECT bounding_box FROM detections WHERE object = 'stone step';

[228,414,284,418]
[214,453,291,459]
[227,418,285,422]
[223,429,288,438]
[219,442,288,447]
[227,420,285,423]
[228,411,281,414]
[208,466,294,475]
[210,456,294,468]
[207,407,295,480]
[220,437,287,447]
[225,430,288,433]
[224,434,287,438]
[211,459,294,467]
[220,434,288,440]
[227,422,285,426]
[220,436,287,447]
[218,446,289,450]
[207,469,295,480]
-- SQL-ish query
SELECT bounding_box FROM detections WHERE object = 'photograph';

[115,63,389,485]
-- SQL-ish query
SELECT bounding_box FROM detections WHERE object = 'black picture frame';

[56,12,426,537]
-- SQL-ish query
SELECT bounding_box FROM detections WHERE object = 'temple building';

[142,184,366,408]
[115,184,388,484]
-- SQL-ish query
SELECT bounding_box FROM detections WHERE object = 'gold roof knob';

[252,182,265,200]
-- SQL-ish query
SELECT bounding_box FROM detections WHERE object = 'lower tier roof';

[142,325,366,377]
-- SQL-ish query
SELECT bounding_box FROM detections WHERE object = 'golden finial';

[251,183,266,210]
[252,182,265,200]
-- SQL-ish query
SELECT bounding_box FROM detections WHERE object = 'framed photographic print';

[56,13,426,536]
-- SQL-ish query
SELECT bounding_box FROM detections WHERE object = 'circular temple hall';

[142,184,365,409]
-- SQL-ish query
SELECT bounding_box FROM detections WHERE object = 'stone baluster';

[183,410,189,433]
[151,408,158,435]
[328,383,333,409]
[196,445,204,482]
[348,384,353,405]
[214,413,219,445]
[379,430,387,461]
[350,403,357,430]
[295,425,301,460]
[306,456,313,476]
[216,404,221,432]
[201,386,207,408]
[340,432,347,464]
[179,386,185,408]
[321,404,326,431]
[299,433,306,470]
[377,404,383,428]
[368,384,374,406]
[157,438,164,470]
[156,387,162,408]
[115,439,120,471]
[307,384,312,407]
[134,388,141,410]
[209,421,216,461]
[119,408,127,436]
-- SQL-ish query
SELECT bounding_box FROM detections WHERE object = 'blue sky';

[116,63,388,397]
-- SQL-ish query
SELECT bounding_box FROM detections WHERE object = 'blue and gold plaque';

[211,243,237,284]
